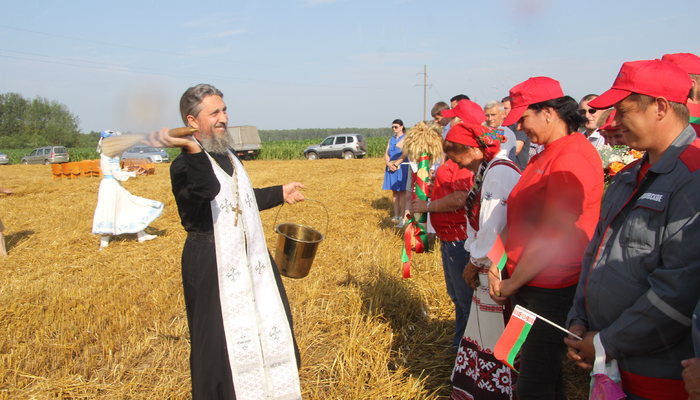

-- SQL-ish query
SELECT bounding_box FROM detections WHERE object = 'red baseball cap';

[441,99,486,125]
[588,59,693,109]
[600,110,618,131]
[502,77,565,126]
[662,53,700,75]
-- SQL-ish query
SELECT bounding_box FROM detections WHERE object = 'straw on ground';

[0,159,589,399]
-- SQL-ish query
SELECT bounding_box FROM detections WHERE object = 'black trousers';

[181,237,300,400]
[512,284,577,400]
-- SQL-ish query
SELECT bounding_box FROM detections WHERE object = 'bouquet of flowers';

[598,144,644,184]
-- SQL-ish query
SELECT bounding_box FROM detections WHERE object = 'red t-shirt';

[505,133,604,288]
[430,159,474,242]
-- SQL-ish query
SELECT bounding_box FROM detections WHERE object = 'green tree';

[0,93,29,148]
[0,93,81,149]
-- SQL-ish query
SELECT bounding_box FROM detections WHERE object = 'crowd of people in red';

[383,52,700,400]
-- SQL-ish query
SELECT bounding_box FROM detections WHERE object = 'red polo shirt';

[430,159,473,242]
[505,133,604,288]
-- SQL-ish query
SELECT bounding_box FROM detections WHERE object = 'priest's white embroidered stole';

[206,150,301,400]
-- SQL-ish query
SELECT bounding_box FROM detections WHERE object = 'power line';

[0,50,407,90]
[0,24,387,78]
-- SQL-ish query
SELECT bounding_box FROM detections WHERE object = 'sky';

[1,0,699,134]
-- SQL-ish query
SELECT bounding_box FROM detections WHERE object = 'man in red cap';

[565,59,700,400]
[597,110,626,146]
[441,99,487,126]
[663,52,700,135]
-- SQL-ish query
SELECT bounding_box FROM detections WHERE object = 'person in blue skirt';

[383,119,410,228]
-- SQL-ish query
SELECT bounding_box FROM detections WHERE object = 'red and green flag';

[494,305,537,371]
[401,153,430,278]
[486,233,507,272]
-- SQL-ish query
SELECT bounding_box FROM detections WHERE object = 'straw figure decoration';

[399,121,444,278]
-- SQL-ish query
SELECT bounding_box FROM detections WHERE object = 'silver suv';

[304,134,367,160]
[21,146,69,165]
[122,145,170,163]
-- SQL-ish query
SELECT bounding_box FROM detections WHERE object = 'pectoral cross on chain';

[232,203,243,227]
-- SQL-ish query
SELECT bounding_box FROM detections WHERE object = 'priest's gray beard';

[200,127,236,154]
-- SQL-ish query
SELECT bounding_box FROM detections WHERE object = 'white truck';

[227,125,262,160]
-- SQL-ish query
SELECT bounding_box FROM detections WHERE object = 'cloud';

[212,29,248,38]
[181,17,215,28]
[185,46,233,57]
[298,0,344,7]
[350,51,436,65]
[418,38,440,48]
[180,14,239,28]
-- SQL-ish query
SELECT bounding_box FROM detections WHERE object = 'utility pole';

[424,65,427,121]
[415,65,432,121]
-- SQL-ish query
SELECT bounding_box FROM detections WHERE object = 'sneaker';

[391,216,400,223]
[138,234,157,243]
[395,220,405,229]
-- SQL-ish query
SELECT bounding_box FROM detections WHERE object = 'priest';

[146,84,304,400]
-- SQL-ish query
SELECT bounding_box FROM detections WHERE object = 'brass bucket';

[273,199,328,279]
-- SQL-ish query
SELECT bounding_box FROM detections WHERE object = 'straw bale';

[0,160,588,399]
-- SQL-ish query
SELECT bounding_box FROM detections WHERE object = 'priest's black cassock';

[170,150,300,400]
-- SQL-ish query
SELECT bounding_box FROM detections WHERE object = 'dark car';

[304,134,367,160]
[21,146,70,165]
[122,145,170,163]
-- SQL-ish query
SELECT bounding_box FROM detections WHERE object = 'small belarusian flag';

[486,233,507,272]
[494,305,537,371]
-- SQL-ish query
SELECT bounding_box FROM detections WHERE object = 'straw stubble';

[0,159,589,399]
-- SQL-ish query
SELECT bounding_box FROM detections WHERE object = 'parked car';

[122,145,170,163]
[304,134,367,160]
[21,146,69,165]
[0,152,8,165]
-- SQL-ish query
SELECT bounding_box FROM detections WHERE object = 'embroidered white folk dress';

[92,154,163,235]
[207,150,301,400]
[450,150,521,400]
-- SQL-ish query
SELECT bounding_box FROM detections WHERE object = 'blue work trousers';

[440,239,473,348]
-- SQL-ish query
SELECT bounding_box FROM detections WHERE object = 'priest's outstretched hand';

[283,182,305,205]
[145,127,201,154]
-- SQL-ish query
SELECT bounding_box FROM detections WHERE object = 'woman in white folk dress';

[92,130,163,250]
[442,123,521,400]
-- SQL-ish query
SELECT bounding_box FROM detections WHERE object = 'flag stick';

[522,306,583,340]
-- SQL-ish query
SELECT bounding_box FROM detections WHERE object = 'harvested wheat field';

[0,158,589,399]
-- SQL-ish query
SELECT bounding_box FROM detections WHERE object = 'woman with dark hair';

[490,77,604,399]
[383,119,410,227]
[437,123,521,400]
[409,123,475,351]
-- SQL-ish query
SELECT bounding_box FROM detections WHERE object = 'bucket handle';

[273,198,329,239]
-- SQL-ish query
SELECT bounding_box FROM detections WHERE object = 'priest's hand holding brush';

[139,126,305,205]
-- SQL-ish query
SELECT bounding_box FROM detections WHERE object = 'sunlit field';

[0,158,589,399]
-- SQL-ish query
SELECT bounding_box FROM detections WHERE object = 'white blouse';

[464,150,521,266]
